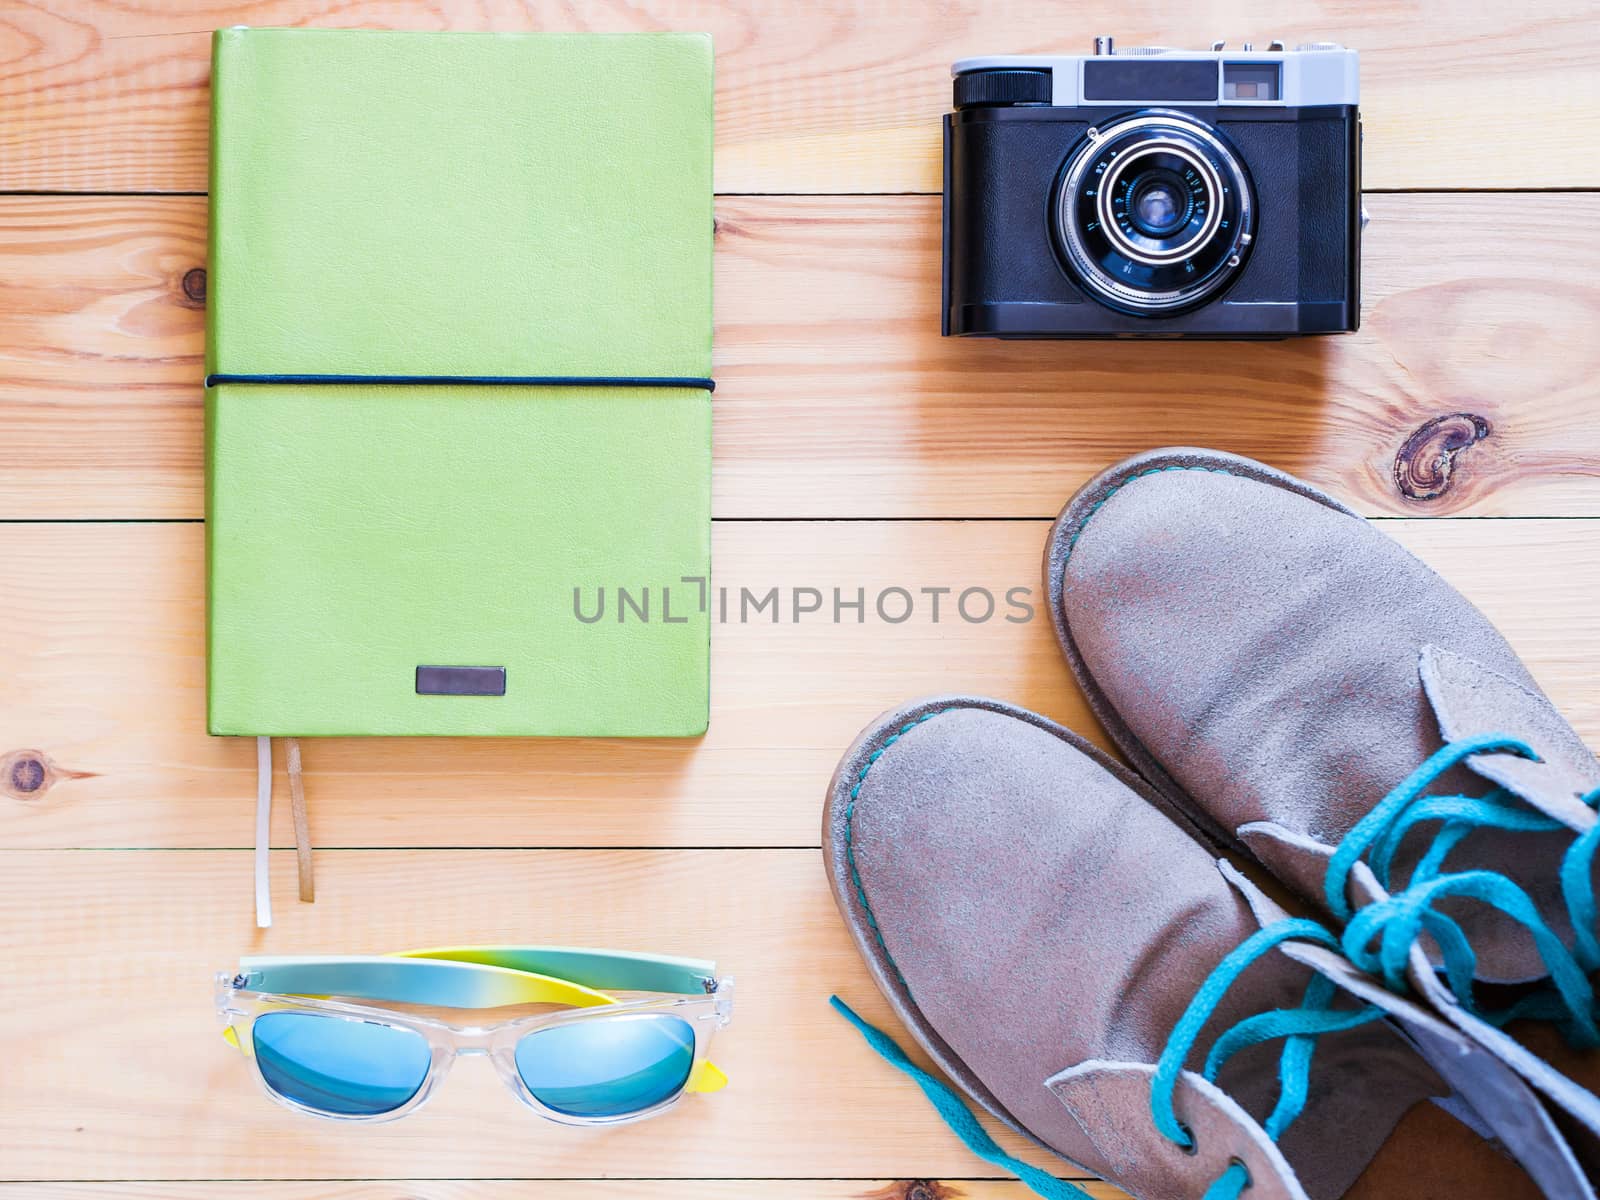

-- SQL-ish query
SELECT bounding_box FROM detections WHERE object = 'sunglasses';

[216,945,733,1124]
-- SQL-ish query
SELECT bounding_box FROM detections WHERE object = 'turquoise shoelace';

[833,917,1380,1200]
[1322,732,1600,1045]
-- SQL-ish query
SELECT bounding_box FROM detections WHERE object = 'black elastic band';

[205,373,715,392]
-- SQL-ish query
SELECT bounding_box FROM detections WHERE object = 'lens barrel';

[1054,111,1254,315]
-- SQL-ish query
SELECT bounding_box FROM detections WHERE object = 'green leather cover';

[206,28,712,736]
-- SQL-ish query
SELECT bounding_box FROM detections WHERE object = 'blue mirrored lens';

[252,1011,432,1116]
[515,1013,696,1118]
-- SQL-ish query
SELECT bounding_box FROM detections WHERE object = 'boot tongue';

[1251,647,1596,984]
[1226,864,1598,1200]
[1419,644,1600,830]
[1237,646,1597,901]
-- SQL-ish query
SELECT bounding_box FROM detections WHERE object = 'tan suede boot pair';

[827,449,1599,1199]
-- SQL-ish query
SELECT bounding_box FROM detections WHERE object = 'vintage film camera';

[943,37,1362,338]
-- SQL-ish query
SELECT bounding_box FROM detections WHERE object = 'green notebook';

[206,27,713,738]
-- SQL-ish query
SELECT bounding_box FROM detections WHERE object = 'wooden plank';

[716,192,1600,520]
[13,1190,1082,1200]
[0,196,202,518]
[2,1,1599,193]
[3,193,1600,521]
[3,517,1597,851]
[0,845,1544,1192]
[0,847,1087,1182]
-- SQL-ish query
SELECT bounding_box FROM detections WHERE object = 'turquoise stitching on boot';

[839,732,1387,1200]
[843,707,953,970]
[836,705,1094,1200]
[1065,463,1600,1045]
[1063,464,1244,567]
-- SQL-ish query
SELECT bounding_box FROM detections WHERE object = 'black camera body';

[943,40,1362,338]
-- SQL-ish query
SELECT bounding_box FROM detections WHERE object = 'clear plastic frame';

[214,946,734,1126]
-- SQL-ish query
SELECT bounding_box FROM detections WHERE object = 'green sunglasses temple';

[224,944,730,1093]
[236,945,719,1003]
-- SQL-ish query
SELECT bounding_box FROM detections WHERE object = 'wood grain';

[4,517,1597,851]
[3,193,1600,521]
[3,3,1597,1196]
[2,1186,1119,1199]
[0,847,1085,1182]
[3,1,1600,193]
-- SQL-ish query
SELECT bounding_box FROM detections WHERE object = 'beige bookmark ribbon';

[254,736,316,928]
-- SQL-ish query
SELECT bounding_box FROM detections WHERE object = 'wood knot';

[1394,413,1490,502]
[7,753,45,795]
[180,266,207,307]
[1,749,96,801]
[862,1182,958,1200]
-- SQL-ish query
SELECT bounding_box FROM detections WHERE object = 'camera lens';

[1127,170,1191,238]
[1053,111,1254,315]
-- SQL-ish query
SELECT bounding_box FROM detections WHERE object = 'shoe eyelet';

[1231,1157,1253,1190]
[1174,1122,1199,1156]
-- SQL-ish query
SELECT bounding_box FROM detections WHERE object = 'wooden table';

[2,3,1597,1197]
